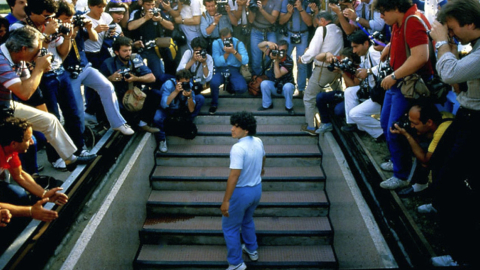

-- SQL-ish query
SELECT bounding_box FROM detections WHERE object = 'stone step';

[147,190,329,217]
[194,115,306,125]
[134,245,337,269]
[166,135,318,146]
[155,144,321,158]
[202,97,304,107]
[197,124,309,137]
[140,216,333,246]
[151,166,325,191]
[155,156,322,168]
[199,103,305,116]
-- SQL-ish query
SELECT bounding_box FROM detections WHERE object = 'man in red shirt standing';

[374,0,433,190]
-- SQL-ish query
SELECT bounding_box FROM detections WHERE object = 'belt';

[253,26,274,33]
[288,29,308,34]
[85,51,100,55]
[315,64,327,68]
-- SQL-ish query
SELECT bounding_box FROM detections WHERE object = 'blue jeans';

[380,86,411,180]
[153,94,204,141]
[282,31,309,92]
[250,28,277,76]
[40,70,84,152]
[316,90,345,124]
[68,65,127,132]
[222,184,262,265]
[210,67,247,107]
[260,80,294,109]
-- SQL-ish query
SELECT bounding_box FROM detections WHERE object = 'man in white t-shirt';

[221,111,265,270]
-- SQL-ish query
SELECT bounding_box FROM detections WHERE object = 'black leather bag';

[171,25,187,47]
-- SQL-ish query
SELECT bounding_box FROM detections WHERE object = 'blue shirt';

[230,136,265,187]
[280,0,311,32]
[63,27,90,68]
[160,79,196,110]
[212,37,249,68]
[200,12,233,39]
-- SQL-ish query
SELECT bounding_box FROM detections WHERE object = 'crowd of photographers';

[0,0,479,267]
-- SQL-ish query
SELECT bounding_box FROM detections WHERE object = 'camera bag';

[122,55,146,112]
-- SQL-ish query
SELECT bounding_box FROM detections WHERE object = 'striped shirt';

[0,44,29,107]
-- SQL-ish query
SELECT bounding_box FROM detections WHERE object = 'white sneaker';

[431,255,458,267]
[84,113,98,126]
[51,158,67,172]
[380,176,409,189]
[242,244,258,261]
[113,124,134,135]
[315,123,333,134]
[380,160,394,172]
[79,150,91,157]
[226,262,246,270]
[418,203,437,214]
[159,140,167,153]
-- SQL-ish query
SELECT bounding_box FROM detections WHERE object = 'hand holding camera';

[356,68,368,80]
[214,13,222,24]
[429,20,450,43]
[343,8,356,21]
[44,19,59,36]
[35,49,53,72]
[95,24,110,33]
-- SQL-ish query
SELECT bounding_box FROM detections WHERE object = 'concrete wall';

[60,134,155,270]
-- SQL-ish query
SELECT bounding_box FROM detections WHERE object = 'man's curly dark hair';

[0,117,32,147]
[374,0,412,14]
[230,111,257,136]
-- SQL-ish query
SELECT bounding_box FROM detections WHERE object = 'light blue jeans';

[260,80,295,109]
[250,28,277,76]
[222,184,262,265]
[282,31,309,92]
[68,65,126,132]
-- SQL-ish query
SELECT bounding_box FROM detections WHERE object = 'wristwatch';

[355,17,361,22]
[213,22,217,26]
[391,72,397,80]
[182,18,185,24]
[435,40,448,50]
[367,68,372,74]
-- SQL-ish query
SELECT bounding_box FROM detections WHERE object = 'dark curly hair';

[26,0,58,15]
[374,0,413,13]
[230,111,257,136]
[437,0,480,28]
[0,117,32,147]
[191,36,208,50]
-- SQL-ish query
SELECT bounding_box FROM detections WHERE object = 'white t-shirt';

[230,136,265,187]
[84,12,113,53]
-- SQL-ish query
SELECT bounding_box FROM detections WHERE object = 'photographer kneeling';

[257,40,295,115]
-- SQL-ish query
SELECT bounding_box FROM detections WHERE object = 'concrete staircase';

[134,93,338,269]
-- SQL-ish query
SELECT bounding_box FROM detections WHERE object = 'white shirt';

[177,50,214,84]
[230,136,265,187]
[84,12,113,53]
[301,24,344,66]
[360,45,381,87]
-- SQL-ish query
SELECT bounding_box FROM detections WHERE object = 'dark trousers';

[210,67,247,107]
[431,107,480,266]
[315,90,345,124]
[40,70,84,157]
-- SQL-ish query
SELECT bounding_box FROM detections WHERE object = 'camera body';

[223,37,233,47]
[217,0,229,15]
[138,40,156,53]
[192,78,203,94]
[107,23,118,38]
[327,57,356,74]
[371,31,385,43]
[275,81,284,94]
[378,62,394,79]
[357,79,370,101]
[392,114,412,132]
[57,21,71,36]
[197,49,207,59]
[66,65,83,79]
[333,91,344,102]
[150,7,161,17]
[270,49,285,58]
[290,33,301,44]
[241,25,251,35]
[288,0,296,6]
[249,0,259,12]
[118,68,132,79]
[181,81,191,92]
[73,14,87,28]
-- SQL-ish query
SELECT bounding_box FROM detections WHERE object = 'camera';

[249,0,259,12]
[150,7,161,17]
[0,103,14,120]
[72,14,87,28]
[107,23,118,38]
[222,69,233,93]
[241,25,251,35]
[66,65,83,79]
[356,79,370,101]
[378,62,394,79]
[290,33,301,44]
[327,57,356,74]
[138,40,156,53]
[279,26,288,37]
[57,21,71,36]
[217,0,229,15]
[180,0,191,5]
[181,81,191,91]
[288,0,296,5]
[40,47,48,57]
[118,68,132,79]
[333,91,344,102]
[270,49,285,58]
[197,49,207,59]
[192,78,203,94]
[371,31,385,43]
[392,114,412,132]
[223,37,233,47]
[274,81,284,94]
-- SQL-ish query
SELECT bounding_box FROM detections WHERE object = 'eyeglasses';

[42,14,56,20]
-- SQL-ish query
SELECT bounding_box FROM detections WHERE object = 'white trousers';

[344,86,383,139]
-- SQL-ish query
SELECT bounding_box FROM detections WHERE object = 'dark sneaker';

[374,134,386,143]
[209,106,217,115]
[258,104,273,111]
[341,124,357,132]
[66,154,97,171]
[301,124,318,136]
[285,107,295,115]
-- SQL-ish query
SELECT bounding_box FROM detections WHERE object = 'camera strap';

[71,39,81,62]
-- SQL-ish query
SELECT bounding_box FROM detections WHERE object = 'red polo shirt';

[390,4,434,78]
[0,145,21,171]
